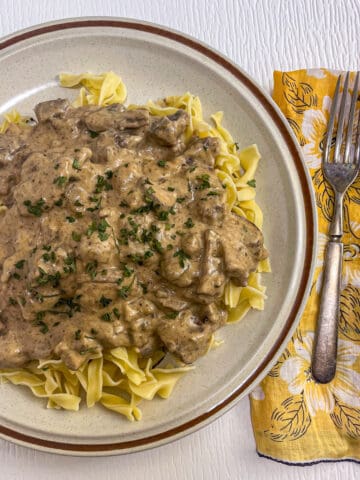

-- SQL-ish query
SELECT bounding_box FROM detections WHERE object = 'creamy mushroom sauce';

[0,99,267,370]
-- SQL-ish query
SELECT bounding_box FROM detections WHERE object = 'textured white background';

[0,0,359,479]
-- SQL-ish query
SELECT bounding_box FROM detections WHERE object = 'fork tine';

[334,72,350,163]
[344,71,360,163]
[324,75,341,163]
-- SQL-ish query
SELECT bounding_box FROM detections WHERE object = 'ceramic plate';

[0,17,316,455]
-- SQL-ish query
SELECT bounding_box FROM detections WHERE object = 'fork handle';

[312,240,343,383]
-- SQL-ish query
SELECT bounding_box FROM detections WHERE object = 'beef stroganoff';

[0,72,269,420]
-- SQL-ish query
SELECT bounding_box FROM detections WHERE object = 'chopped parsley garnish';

[207,190,220,196]
[184,218,194,228]
[86,197,101,212]
[33,311,48,334]
[98,232,110,242]
[118,285,131,299]
[158,210,169,221]
[144,187,155,203]
[167,186,175,192]
[173,249,190,268]
[74,200,83,207]
[152,239,163,253]
[113,308,121,319]
[8,297,17,305]
[94,175,113,193]
[99,295,112,308]
[105,170,113,179]
[176,197,186,204]
[166,244,174,250]
[72,231,82,242]
[247,179,256,188]
[54,197,63,207]
[15,259,25,269]
[53,176,67,187]
[119,227,137,245]
[234,142,240,151]
[37,269,61,288]
[53,296,81,318]
[88,130,99,138]
[100,312,112,322]
[74,329,81,340]
[63,256,76,274]
[131,203,154,215]
[196,174,211,190]
[157,160,166,167]
[12,272,21,280]
[87,219,110,241]
[90,328,98,335]
[98,219,110,241]
[66,216,76,223]
[166,311,179,319]
[128,217,139,230]
[23,198,46,217]
[189,165,197,172]
[126,251,153,266]
[72,159,81,170]
[122,264,134,278]
[85,261,98,280]
[119,200,129,208]
[42,251,56,263]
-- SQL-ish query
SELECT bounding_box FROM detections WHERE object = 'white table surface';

[0,0,359,478]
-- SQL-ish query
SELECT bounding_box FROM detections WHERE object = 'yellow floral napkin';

[250,69,360,465]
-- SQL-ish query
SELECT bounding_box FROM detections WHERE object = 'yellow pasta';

[59,71,127,106]
[0,109,29,133]
[0,71,270,420]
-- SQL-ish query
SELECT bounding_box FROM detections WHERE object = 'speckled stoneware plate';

[0,17,316,455]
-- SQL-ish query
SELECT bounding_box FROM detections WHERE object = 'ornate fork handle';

[311,71,360,384]
[312,193,343,383]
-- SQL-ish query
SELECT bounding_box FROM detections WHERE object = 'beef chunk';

[85,106,149,132]
[34,99,70,122]
[150,110,189,145]
[183,137,220,167]
[197,229,226,297]
[221,215,267,286]
[157,310,213,363]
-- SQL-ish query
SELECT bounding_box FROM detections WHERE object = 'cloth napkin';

[250,69,360,465]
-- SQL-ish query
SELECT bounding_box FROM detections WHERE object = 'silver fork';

[312,72,360,384]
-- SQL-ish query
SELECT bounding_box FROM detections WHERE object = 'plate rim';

[0,16,317,455]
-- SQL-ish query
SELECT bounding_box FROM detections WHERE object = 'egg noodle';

[0,72,270,421]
